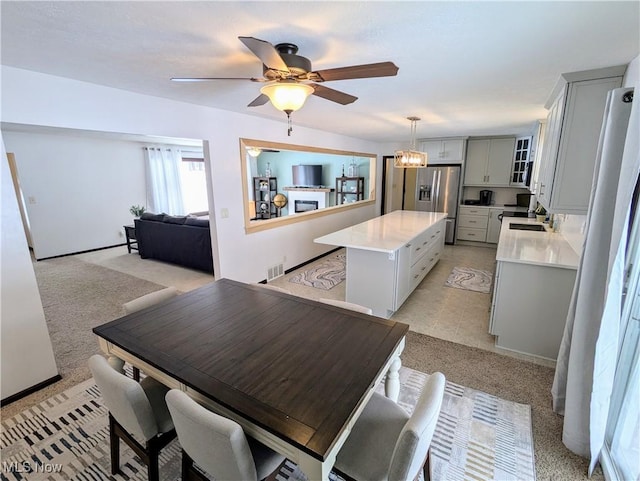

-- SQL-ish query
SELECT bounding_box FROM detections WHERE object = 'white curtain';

[144,147,185,215]
[552,86,639,473]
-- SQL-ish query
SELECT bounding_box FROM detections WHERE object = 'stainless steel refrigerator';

[414,165,461,244]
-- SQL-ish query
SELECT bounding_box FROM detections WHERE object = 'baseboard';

[1,374,62,406]
[259,247,341,284]
[36,244,127,261]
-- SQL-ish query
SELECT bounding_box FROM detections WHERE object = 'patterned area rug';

[0,367,534,481]
[288,253,346,290]
[445,266,493,293]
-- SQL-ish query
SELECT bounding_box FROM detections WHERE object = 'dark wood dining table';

[93,278,409,480]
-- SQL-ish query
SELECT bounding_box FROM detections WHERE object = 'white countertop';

[315,211,448,253]
[496,218,580,269]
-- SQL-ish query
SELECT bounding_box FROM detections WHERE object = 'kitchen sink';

[509,223,546,231]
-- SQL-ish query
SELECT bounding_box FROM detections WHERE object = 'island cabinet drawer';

[410,243,441,289]
[458,214,489,229]
[426,226,442,246]
[410,257,429,287]
[410,225,443,264]
[410,233,430,264]
[459,206,489,217]
[457,227,487,242]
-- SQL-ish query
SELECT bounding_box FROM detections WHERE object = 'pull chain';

[285,110,293,136]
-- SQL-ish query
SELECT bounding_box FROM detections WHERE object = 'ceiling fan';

[172,36,399,134]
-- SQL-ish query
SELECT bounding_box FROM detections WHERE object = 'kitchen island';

[490,217,579,361]
[315,211,447,318]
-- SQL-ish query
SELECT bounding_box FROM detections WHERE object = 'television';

[292,165,323,187]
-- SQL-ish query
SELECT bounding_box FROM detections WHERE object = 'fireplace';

[284,186,333,215]
[295,200,319,213]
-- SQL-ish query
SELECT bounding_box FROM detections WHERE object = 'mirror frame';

[240,138,377,234]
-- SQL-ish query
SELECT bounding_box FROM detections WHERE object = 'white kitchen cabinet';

[486,208,503,244]
[420,138,466,164]
[457,206,489,242]
[536,66,624,213]
[490,260,576,360]
[464,138,515,186]
[345,219,445,318]
[315,211,447,318]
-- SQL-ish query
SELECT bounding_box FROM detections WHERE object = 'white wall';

[1,139,59,400]
[2,131,148,259]
[1,66,382,282]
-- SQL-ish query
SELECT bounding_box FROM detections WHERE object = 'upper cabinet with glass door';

[510,136,532,187]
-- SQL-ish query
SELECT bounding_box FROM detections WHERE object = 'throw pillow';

[163,215,188,225]
[140,212,165,221]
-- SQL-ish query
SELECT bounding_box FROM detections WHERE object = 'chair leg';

[108,414,120,475]
[181,450,208,481]
[182,449,192,481]
[132,366,140,382]
[422,451,431,481]
[147,445,160,481]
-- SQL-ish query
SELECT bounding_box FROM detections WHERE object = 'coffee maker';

[479,190,493,206]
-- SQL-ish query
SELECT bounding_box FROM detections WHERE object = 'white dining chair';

[333,372,446,481]
[123,286,179,314]
[318,298,373,315]
[88,355,176,481]
[165,389,286,481]
[122,286,178,380]
[256,283,292,294]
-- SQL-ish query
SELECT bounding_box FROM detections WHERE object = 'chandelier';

[260,81,315,136]
[394,116,428,168]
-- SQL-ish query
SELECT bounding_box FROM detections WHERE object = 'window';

[602,188,640,480]
[179,154,208,214]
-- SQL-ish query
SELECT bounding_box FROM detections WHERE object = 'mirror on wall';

[240,138,376,233]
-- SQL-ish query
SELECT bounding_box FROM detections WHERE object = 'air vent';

[267,263,284,282]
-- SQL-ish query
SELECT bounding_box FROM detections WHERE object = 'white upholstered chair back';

[318,298,373,315]
[123,287,178,314]
[257,283,292,295]
[389,372,446,481]
[166,389,287,481]
[88,354,159,441]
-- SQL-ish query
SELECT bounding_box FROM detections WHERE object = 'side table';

[123,225,138,253]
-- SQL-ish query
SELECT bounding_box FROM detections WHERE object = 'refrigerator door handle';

[435,170,442,211]
[431,170,438,212]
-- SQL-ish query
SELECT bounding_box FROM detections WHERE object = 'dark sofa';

[134,213,213,274]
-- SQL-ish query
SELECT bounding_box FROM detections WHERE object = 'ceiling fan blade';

[311,61,399,82]
[171,77,266,82]
[238,36,290,73]
[310,84,357,105]
[248,94,270,107]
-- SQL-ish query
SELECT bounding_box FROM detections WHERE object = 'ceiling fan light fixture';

[260,82,314,112]
[394,116,428,168]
